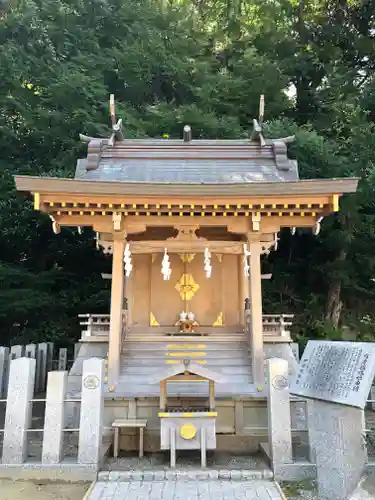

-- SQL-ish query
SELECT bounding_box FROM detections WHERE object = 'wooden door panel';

[186,253,222,326]
[131,254,152,326]
[223,254,240,326]
[150,254,184,326]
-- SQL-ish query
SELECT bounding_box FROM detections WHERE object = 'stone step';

[125,337,247,345]
[117,373,252,384]
[120,356,251,370]
[121,351,250,359]
[98,469,274,481]
[107,382,257,397]
[126,328,246,341]
[119,365,251,375]
[123,342,248,350]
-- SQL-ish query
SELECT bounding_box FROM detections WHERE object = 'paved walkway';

[87,480,285,500]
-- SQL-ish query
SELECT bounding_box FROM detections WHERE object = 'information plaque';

[289,340,375,408]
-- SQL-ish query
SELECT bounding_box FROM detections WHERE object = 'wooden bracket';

[332,194,339,212]
[113,212,122,231]
[34,192,40,211]
[251,213,261,231]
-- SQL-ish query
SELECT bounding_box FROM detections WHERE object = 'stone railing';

[262,314,294,340]
[0,356,105,480]
[78,313,111,340]
[79,312,293,342]
[0,343,75,397]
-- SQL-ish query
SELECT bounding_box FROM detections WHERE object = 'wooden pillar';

[125,271,133,325]
[209,380,215,410]
[108,232,125,389]
[160,380,167,410]
[238,254,249,325]
[249,241,264,385]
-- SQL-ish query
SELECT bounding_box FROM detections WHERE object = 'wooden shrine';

[14,95,358,400]
[149,360,224,467]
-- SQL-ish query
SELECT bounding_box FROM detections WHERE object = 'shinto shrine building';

[14,99,358,453]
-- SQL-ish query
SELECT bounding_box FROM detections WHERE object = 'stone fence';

[0,343,78,397]
[0,356,105,481]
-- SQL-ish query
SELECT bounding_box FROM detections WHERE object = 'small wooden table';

[112,419,148,458]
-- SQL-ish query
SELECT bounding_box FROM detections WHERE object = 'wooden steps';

[110,335,254,397]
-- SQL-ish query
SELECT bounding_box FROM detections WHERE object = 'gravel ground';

[280,481,318,500]
[0,479,89,500]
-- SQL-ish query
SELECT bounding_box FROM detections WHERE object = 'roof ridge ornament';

[108,94,124,146]
[80,94,124,172]
[272,139,293,171]
[183,125,192,142]
[86,138,106,171]
[251,94,266,147]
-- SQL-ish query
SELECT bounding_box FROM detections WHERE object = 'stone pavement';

[87,480,285,500]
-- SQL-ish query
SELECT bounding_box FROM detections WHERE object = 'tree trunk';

[325,248,347,327]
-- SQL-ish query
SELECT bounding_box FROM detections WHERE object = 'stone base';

[118,431,266,454]
[98,469,274,481]
[0,463,98,482]
[103,395,272,454]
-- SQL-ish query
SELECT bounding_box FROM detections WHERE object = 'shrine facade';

[14,99,358,453]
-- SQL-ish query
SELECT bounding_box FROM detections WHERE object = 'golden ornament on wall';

[150,312,160,326]
[212,312,223,326]
[179,253,196,263]
[175,274,200,301]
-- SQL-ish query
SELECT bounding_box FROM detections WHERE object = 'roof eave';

[14,175,359,197]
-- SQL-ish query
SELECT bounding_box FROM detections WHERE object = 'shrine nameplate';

[289,340,375,408]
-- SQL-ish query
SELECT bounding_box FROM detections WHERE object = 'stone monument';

[290,340,375,500]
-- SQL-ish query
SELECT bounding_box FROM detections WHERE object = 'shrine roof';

[74,138,300,184]
[148,361,226,384]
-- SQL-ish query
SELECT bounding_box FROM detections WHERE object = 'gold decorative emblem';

[150,312,160,326]
[215,253,223,263]
[212,312,223,326]
[179,253,196,263]
[175,274,200,301]
[180,423,197,440]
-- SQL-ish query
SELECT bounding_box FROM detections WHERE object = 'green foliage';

[1,0,375,344]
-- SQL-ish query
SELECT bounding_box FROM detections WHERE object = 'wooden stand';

[112,419,147,458]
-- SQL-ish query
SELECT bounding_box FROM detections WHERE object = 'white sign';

[289,340,375,409]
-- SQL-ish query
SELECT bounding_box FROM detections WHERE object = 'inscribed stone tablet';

[289,340,375,408]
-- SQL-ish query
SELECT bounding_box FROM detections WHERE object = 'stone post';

[47,342,54,372]
[10,344,24,360]
[309,399,366,500]
[108,233,125,388]
[306,399,316,463]
[249,241,264,384]
[369,385,375,411]
[78,358,105,466]
[291,343,300,362]
[36,342,48,392]
[74,343,81,360]
[266,358,292,475]
[58,348,68,371]
[25,344,36,359]
[0,346,9,398]
[2,357,36,464]
[42,371,67,464]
